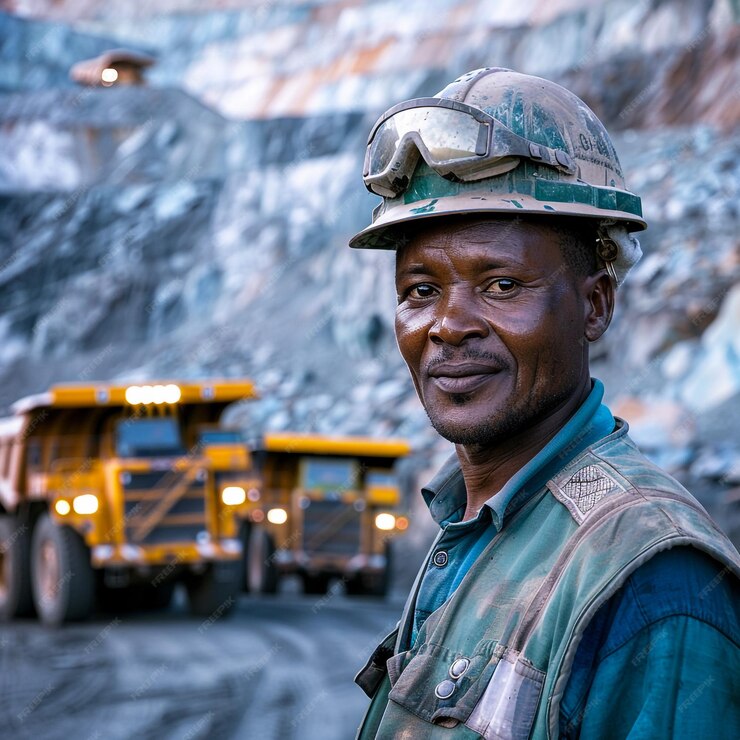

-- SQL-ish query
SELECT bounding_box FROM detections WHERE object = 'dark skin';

[395,216,614,521]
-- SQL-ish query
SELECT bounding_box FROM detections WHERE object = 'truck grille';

[301,499,361,556]
[121,469,207,546]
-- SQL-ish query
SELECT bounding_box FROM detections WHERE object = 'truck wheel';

[346,571,388,597]
[97,582,175,614]
[344,576,364,596]
[246,528,278,594]
[346,543,392,598]
[303,573,330,595]
[239,523,250,592]
[144,580,176,610]
[97,584,142,614]
[31,514,95,626]
[0,514,35,619]
[186,561,240,618]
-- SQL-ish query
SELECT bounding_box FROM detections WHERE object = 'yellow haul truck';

[241,433,410,597]
[0,380,259,626]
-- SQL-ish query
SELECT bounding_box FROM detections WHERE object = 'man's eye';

[485,278,519,294]
[406,284,437,299]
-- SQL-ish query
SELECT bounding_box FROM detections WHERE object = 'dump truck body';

[241,433,410,596]
[0,380,258,625]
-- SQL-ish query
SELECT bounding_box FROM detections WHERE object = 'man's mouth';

[427,362,502,394]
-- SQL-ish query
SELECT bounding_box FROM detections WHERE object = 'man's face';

[394,217,598,446]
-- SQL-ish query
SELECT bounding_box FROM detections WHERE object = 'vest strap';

[511,488,713,651]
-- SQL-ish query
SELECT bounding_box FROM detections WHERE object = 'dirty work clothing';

[355,380,740,739]
[410,381,616,648]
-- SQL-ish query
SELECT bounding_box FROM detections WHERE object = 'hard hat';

[350,67,645,286]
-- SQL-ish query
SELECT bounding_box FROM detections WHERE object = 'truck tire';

[303,573,330,595]
[31,514,95,626]
[98,581,175,614]
[346,570,389,597]
[246,527,278,594]
[186,561,240,618]
[346,543,392,598]
[144,580,176,610]
[0,514,35,619]
[239,522,250,592]
[97,584,142,614]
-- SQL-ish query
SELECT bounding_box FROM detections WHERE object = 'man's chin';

[421,385,518,446]
[426,410,520,447]
[424,383,580,448]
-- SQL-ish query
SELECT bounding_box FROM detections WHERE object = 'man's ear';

[583,270,615,343]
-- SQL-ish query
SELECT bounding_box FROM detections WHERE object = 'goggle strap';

[495,123,577,175]
[528,141,577,175]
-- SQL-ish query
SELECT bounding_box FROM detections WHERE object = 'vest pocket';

[386,640,501,728]
[465,649,545,740]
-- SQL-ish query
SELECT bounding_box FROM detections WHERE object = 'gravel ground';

[0,587,403,740]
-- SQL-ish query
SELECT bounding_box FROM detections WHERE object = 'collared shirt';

[411,378,615,646]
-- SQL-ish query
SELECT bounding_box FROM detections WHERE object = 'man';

[349,68,740,739]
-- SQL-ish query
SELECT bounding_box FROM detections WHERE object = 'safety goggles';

[363,97,577,198]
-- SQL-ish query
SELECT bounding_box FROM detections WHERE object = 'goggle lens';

[368,106,487,177]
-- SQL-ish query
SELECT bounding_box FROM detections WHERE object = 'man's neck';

[456,381,592,521]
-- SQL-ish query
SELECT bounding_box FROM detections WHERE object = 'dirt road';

[0,589,402,739]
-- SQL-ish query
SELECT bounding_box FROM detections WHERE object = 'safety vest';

[356,421,740,739]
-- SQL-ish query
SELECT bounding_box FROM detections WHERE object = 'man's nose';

[428,294,490,346]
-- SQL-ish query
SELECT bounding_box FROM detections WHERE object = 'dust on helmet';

[350,67,645,286]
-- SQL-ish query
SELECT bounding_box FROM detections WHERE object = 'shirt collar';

[421,379,615,530]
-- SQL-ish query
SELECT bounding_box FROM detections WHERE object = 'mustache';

[426,349,510,373]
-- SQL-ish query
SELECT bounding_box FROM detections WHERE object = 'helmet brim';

[349,192,647,250]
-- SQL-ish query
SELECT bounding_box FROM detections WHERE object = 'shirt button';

[449,657,470,679]
[435,679,456,699]
[433,550,448,567]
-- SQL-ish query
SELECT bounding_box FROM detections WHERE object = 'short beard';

[424,385,574,448]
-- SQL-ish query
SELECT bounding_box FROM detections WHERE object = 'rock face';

[0,0,738,540]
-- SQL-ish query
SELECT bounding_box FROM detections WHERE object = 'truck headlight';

[221,486,246,506]
[73,494,99,515]
[125,383,181,405]
[267,508,288,525]
[55,500,71,516]
[101,67,118,84]
[375,513,396,531]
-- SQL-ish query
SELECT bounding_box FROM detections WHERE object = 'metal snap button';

[434,679,456,699]
[433,550,448,567]
[449,657,470,679]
